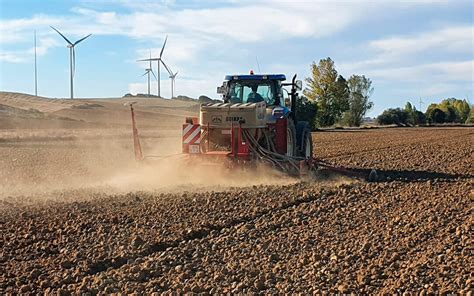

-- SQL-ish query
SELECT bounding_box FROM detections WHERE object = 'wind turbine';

[419,97,424,112]
[161,61,177,99]
[169,71,178,99]
[137,36,168,98]
[50,26,92,99]
[142,51,157,97]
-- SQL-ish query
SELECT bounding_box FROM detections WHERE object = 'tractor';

[181,72,314,175]
[128,72,377,179]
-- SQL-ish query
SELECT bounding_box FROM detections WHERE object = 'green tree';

[377,108,408,125]
[413,110,426,125]
[426,106,446,124]
[332,75,350,116]
[466,106,474,124]
[343,75,374,126]
[295,96,318,130]
[452,99,470,122]
[433,98,470,123]
[404,102,415,125]
[304,58,348,127]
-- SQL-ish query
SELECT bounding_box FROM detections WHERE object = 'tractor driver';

[247,85,264,103]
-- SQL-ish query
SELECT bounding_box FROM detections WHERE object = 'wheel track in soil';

[84,184,340,277]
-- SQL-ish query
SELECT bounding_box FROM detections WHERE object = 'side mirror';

[295,80,303,91]
[217,81,228,94]
[217,86,226,94]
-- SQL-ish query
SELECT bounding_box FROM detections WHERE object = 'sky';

[0,0,472,117]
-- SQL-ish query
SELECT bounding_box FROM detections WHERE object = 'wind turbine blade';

[161,60,172,76]
[74,33,92,46]
[159,35,168,58]
[50,26,73,45]
[174,71,178,77]
[151,70,158,81]
[142,71,149,76]
[137,58,159,62]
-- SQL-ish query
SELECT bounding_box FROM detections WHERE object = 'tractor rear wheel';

[286,119,297,157]
[302,129,313,159]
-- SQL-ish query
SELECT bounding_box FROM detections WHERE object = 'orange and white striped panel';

[182,123,201,153]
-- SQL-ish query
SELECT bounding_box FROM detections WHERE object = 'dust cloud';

[0,132,297,202]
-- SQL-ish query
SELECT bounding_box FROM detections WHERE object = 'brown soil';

[0,94,472,295]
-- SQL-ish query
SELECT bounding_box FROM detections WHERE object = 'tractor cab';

[220,74,286,107]
[218,73,295,124]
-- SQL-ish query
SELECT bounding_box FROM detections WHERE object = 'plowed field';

[1,127,473,294]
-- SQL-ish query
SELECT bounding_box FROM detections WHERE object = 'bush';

[376,108,408,125]
[413,110,426,125]
[198,95,212,103]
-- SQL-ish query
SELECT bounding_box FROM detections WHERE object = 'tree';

[433,98,471,123]
[332,75,350,117]
[452,99,470,123]
[343,75,374,126]
[377,102,426,126]
[466,106,474,124]
[426,106,446,124]
[376,108,408,125]
[304,58,349,127]
[413,110,426,125]
[295,96,318,130]
[404,102,415,125]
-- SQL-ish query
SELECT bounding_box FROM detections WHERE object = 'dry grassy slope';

[0,91,200,130]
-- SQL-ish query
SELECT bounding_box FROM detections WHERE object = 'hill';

[0,91,200,130]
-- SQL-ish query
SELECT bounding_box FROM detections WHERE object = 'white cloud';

[366,60,473,82]
[369,25,473,57]
[339,24,474,88]
[0,52,26,63]
[0,1,378,60]
[0,36,60,63]
[1,0,471,105]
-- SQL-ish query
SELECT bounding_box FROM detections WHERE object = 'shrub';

[376,108,408,125]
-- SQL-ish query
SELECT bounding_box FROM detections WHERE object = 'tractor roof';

[224,74,286,81]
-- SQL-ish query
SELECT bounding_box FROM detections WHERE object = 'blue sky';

[0,0,472,117]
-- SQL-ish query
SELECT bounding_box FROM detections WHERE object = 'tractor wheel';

[302,129,313,159]
[286,119,297,157]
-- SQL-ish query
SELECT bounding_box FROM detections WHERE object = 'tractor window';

[228,81,276,105]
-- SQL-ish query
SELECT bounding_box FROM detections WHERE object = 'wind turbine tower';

[34,30,38,96]
[142,51,157,96]
[50,26,92,99]
[419,97,424,112]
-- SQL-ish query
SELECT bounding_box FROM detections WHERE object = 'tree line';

[377,98,473,125]
[296,57,473,129]
[297,57,374,129]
